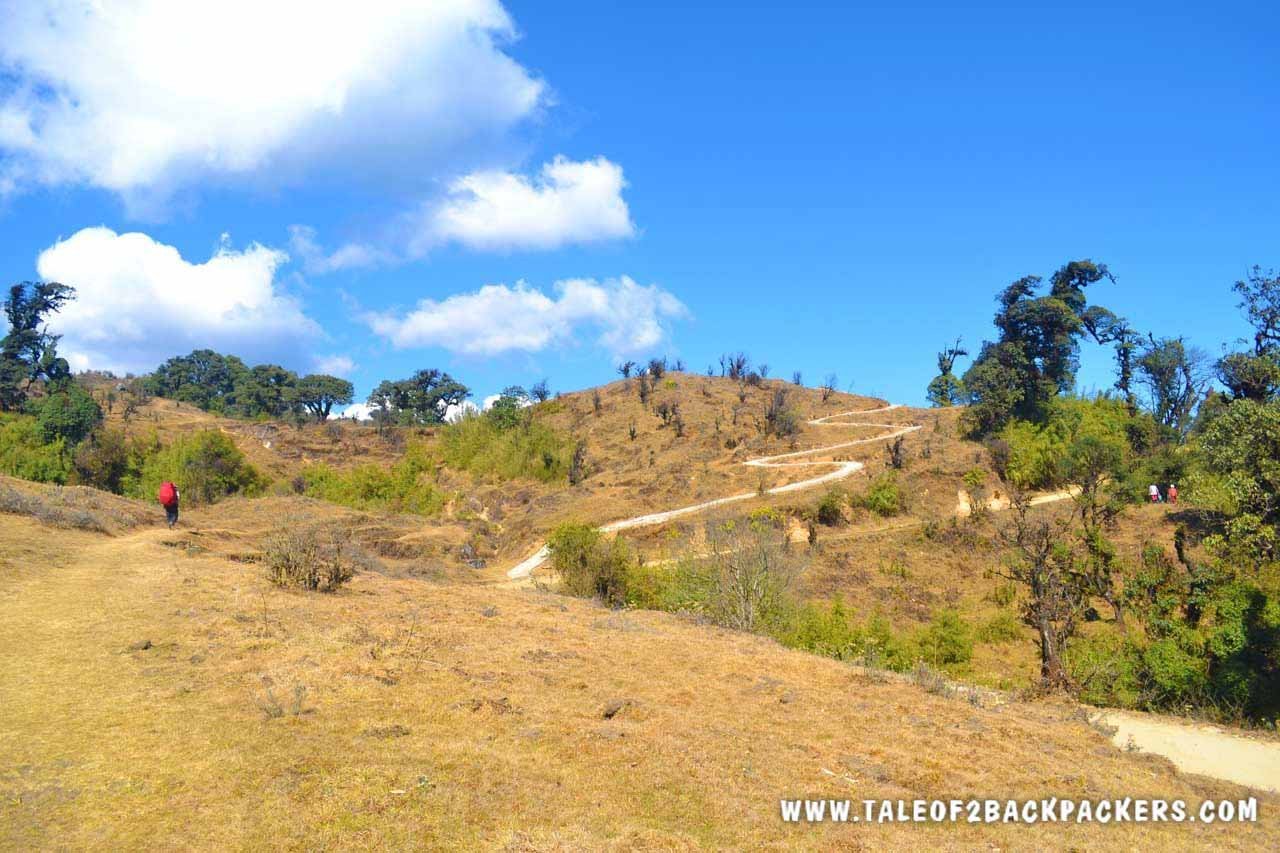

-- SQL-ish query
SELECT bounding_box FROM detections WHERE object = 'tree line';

[928,260,1280,720]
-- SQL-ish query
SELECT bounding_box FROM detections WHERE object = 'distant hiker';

[1149,483,1160,504]
[158,481,180,529]
[1168,483,1178,505]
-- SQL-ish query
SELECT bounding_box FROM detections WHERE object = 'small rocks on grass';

[602,698,633,720]
[126,639,153,652]
[481,606,499,618]
[363,724,411,739]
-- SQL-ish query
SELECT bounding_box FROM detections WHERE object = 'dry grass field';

[2,504,1276,850]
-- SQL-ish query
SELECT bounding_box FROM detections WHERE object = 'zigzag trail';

[506,403,920,580]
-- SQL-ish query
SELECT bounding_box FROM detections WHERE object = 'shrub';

[856,472,904,517]
[440,413,567,483]
[30,384,102,446]
[914,609,973,665]
[976,611,1023,643]
[547,523,634,607]
[301,443,445,516]
[815,488,845,526]
[0,414,72,483]
[73,427,131,493]
[131,430,266,505]
[263,522,370,592]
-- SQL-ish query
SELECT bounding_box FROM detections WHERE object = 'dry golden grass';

[2,511,1276,850]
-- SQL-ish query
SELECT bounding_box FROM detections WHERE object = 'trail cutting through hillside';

[507,403,921,580]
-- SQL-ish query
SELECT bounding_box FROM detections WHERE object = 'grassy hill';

[2,503,1275,849]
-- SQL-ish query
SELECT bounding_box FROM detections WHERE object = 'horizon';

[2,2,1276,409]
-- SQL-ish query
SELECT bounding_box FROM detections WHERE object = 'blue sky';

[1,1,1277,410]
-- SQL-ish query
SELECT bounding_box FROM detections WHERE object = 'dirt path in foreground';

[1090,710,1280,794]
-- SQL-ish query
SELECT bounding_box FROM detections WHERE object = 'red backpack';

[158,481,178,507]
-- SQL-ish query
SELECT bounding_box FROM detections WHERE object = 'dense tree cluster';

[146,349,353,422]
[367,368,469,426]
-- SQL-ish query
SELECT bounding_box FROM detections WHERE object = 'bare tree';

[994,495,1087,690]
[885,435,906,469]
[820,373,838,402]
[792,371,803,386]
[617,360,636,379]
[703,521,799,632]
[719,352,750,380]
[568,440,587,485]
[530,379,551,402]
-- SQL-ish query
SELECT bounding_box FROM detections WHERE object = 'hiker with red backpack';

[158,481,180,529]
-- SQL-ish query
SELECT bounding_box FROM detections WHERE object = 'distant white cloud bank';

[365,276,688,357]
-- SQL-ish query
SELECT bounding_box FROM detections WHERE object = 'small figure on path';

[1167,483,1178,505]
[1149,483,1161,504]
[157,480,180,529]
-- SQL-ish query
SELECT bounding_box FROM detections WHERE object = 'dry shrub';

[0,479,150,533]
[263,520,377,592]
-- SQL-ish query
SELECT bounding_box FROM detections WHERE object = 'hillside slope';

[1,510,1276,849]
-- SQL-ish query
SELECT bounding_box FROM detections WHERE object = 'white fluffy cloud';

[365,276,687,356]
[0,1,544,206]
[313,354,356,377]
[288,226,384,275]
[413,156,635,253]
[36,227,321,374]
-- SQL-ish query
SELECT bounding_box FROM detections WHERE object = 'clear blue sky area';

[1,1,1276,407]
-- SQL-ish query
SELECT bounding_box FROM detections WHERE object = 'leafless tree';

[994,495,1087,690]
[820,373,838,401]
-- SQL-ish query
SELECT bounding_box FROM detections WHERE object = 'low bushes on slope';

[300,442,446,516]
[440,414,568,483]
[128,430,266,505]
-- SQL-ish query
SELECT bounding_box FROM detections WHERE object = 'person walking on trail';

[1149,483,1161,504]
[1168,483,1178,505]
[157,481,180,529]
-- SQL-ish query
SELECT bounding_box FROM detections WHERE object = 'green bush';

[301,442,445,516]
[29,385,102,446]
[856,472,903,517]
[0,414,72,483]
[1066,633,1145,709]
[547,523,635,607]
[440,414,568,482]
[914,609,973,665]
[976,611,1023,643]
[815,488,845,526]
[73,427,132,493]
[997,396,1141,489]
[130,430,266,505]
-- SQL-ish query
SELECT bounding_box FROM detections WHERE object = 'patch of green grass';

[301,442,445,516]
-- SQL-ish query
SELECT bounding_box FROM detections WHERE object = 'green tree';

[368,369,469,426]
[486,386,528,431]
[295,374,354,421]
[1217,267,1280,403]
[146,349,249,411]
[961,260,1115,434]
[1198,399,1280,560]
[1137,335,1210,436]
[0,281,75,410]
[925,338,967,407]
[30,383,102,446]
[231,363,299,418]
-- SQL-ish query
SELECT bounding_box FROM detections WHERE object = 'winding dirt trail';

[506,403,920,579]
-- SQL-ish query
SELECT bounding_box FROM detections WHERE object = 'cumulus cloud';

[413,156,635,253]
[313,354,356,377]
[365,276,687,357]
[0,1,544,207]
[36,227,321,374]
